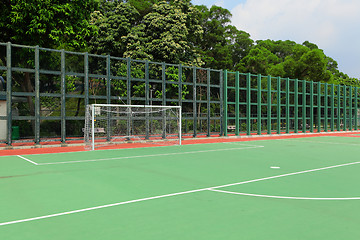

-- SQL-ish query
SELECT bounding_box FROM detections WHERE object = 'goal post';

[84,104,182,150]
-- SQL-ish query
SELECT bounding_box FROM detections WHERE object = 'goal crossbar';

[85,104,182,150]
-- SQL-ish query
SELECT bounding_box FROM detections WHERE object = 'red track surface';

[1,131,359,156]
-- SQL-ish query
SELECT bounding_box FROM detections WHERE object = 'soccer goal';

[84,104,182,150]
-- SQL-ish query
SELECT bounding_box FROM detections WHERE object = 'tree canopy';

[0,0,98,49]
[0,0,358,85]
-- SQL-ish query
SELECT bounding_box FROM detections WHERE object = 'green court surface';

[1,136,360,239]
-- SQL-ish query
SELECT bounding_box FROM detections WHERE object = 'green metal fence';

[0,42,223,146]
[223,70,359,136]
[0,42,359,146]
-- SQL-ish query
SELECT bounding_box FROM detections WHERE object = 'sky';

[192,0,360,79]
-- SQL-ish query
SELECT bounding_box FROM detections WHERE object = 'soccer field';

[1,136,360,239]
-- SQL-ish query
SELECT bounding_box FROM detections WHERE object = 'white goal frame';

[85,104,182,150]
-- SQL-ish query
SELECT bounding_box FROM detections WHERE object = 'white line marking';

[0,188,205,226]
[208,189,360,200]
[278,139,360,146]
[210,160,360,190]
[1,159,360,226]
[17,155,38,165]
[222,142,264,147]
[0,140,265,158]
[36,146,264,165]
[270,166,280,169]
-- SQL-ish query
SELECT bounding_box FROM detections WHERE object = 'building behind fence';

[0,42,358,146]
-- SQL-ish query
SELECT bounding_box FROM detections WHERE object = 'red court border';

[1,131,360,156]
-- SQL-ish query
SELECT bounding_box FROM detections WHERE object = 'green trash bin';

[12,126,20,140]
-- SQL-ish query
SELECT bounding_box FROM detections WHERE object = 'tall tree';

[0,0,98,49]
[236,46,280,75]
[0,0,98,133]
[125,0,159,17]
[239,40,334,82]
[195,5,253,70]
[228,26,254,69]
[124,0,203,64]
[89,1,140,56]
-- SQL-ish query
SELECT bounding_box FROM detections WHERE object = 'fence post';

[294,78,298,133]
[235,71,239,136]
[207,69,211,137]
[302,80,306,133]
[162,62,166,139]
[60,49,66,144]
[178,64,182,107]
[343,85,347,131]
[84,52,89,109]
[219,70,224,136]
[35,45,40,144]
[257,74,261,135]
[276,77,281,134]
[145,60,150,140]
[84,52,89,143]
[223,70,228,136]
[324,83,328,132]
[331,84,335,131]
[267,75,271,135]
[246,73,251,135]
[285,78,290,134]
[337,84,341,131]
[349,86,353,130]
[126,58,131,137]
[317,83,321,133]
[127,58,131,105]
[310,81,314,133]
[193,66,197,137]
[355,87,358,130]
[106,55,111,141]
[6,42,12,146]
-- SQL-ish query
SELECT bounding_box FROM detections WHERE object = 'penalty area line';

[17,155,38,165]
[0,188,206,227]
[208,189,360,201]
[277,139,360,146]
[36,146,265,165]
[2,159,360,226]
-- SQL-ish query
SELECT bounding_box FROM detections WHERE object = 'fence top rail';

[90,104,181,109]
[10,43,37,49]
[1,41,341,87]
[63,50,87,56]
[2,41,214,73]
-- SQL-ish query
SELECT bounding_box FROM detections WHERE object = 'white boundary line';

[0,141,265,158]
[208,189,360,200]
[222,142,264,147]
[0,188,205,227]
[34,146,265,165]
[278,139,360,146]
[2,159,360,226]
[209,160,360,189]
[16,155,38,165]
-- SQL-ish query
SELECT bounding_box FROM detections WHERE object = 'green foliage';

[154,66,190,101]
[237,40,336,83]
[1,0,359,105]
[89,1,140,57]
[125,0,162,18]
[195,5,253,70]
[127,0,203,64]
[0,0,98,49]
[4,0,359,140]
[237,46,281,75]
[333,71,360,87]
[89,0,202,65]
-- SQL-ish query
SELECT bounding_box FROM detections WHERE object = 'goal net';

[84,104,182,150]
